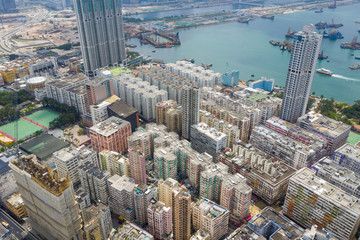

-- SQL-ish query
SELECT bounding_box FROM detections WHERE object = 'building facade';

[280,25,322,123]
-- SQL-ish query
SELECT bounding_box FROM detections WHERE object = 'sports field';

[347,131,360,146]
[26,109,60,128]
[0,118,43,140]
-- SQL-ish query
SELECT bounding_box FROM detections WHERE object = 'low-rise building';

[5,193,26,219]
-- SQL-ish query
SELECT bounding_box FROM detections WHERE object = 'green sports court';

[0,118,43,140]
[26,109,60,128]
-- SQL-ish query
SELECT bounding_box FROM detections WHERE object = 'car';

[1,220,9,229]
[27,226,32,231]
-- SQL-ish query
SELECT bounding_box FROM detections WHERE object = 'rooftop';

[192,122,227,141]
[299,113,351,137]
[10,155,71,197]
[292,168,360,213]
[336,143,360,160]
[108,99,138,119]
[47,74,88,88]
[193,198,229,219]
[90,116,130,137]
[112,221,153,240]
[108,175,136,192]
[6,193,23,208]
[249,207,304,240]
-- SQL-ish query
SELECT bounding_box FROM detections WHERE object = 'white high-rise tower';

[280,25,322,123]
[74,0,126,75]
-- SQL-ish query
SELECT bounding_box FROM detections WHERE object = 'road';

[0,7,49,55]
[0,208,38,240]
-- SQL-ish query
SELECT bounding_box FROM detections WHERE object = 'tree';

[312,91,316,95]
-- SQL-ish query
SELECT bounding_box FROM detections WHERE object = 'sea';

[125,2,360,103]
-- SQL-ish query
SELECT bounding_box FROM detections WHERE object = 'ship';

[316,68,333,76]
[315,8,323,13]
[182,58,195,63]
[349,65,360,70]
[318,51,328,60]
[355,56,360,60]
[285,27,296,38]
[315,21,327,29]
[328,1,336,9]
[261,15,275,20]
[125,44,137,48]
[323,30,344,40]
[328,19,343,28]
[340,36,360,50]
[238,18,250,23]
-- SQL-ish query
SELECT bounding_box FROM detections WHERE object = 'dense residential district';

[1,0,360,240]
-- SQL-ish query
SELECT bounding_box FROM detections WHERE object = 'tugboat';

[316,68,333,76]
[318,51,328,60]
[349,65,360,70]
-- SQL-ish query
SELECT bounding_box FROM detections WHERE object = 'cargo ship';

[316,68,333,76]
[349,65,360,70]
[261,15,275,20]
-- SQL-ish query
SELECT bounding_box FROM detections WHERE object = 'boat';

[316,68,333,76]
[152,50,156,52]
[328,1,336,9]
[261,15,274,20]
[238,18,250,23]
[182,58,195,63]
[125,44,137,48]
[318,51,328,60]
[328,30,344,40]
[328,19,343,28]
[355,56,360,60]
[349,65,360,70]
[315,8,323,13]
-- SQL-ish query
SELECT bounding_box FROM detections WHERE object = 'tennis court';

[0,118,43,140]
[26,109,60,128]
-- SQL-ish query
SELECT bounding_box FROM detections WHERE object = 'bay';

[126,3,360,103]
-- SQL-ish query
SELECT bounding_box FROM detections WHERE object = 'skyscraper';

[9,155,82,240]
[280,25,322,123]
[74,0,126,74]
[181,84,200,140]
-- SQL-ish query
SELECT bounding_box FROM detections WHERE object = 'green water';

[127,3,360,103]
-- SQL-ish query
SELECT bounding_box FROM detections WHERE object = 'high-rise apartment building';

[158,178,180,207]
[82,203,112,240]
[89,116,132,153]
[173,187,191,240]
[9,155,82,240]
[99,149,129,176]
[283,168,360,240]
[280,25,322,123]
[86,78,114,106]
[128,148,147,185]
[107,175,137,220]
[73,0,126,74]
[127,130,153,159]
[147,200,172,239]
[192,198,229,240]
[182,84,200,140]
[155,100,178,125]
[53,146,81,186]
[154,147,178,180]
[79,162,110,204]
[133,185,156,226]
[220,174,252,224]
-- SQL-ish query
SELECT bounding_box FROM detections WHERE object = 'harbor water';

[126,3,360,103]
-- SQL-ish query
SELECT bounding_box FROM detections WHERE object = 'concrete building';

[0,158,18,206]
[247,77,274,92]
[298,113,351,155]
[89,116,132,153]
[74,0,126,74]
[182,84,200,140]
[79,162,110,204]
[280,25,322,123]
[29,58,57,76]
[90,99,112,126]
[283,168,360,240]
[154,147,178,180]
[250,125,327,169]
[133,185,156,226]
[302,225,342,240]
[173,187,191,240]
[248,207,304,240]
[158,178,180,208]
[220,174,252,224]
[108,98,139,132]
[225,225,264,240]
[53,146,81,187]
[147,200,172,239]
[127,130,153,159]
[155,99,177,125]
[5,193,26,219]
[190,122,227,159]
[107,175,136,221]
[112,221,154,240]
[192,198,229,240]
[99,150,129,177]
[128,148,147,185]
[165,106,182,136]
[333,144,360,174]
[222,70,239,87]
[86,78,114,106]
[9,155,82,240]
[312,156,360,198]
[82,203,112,240]
[191,229,211,240]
